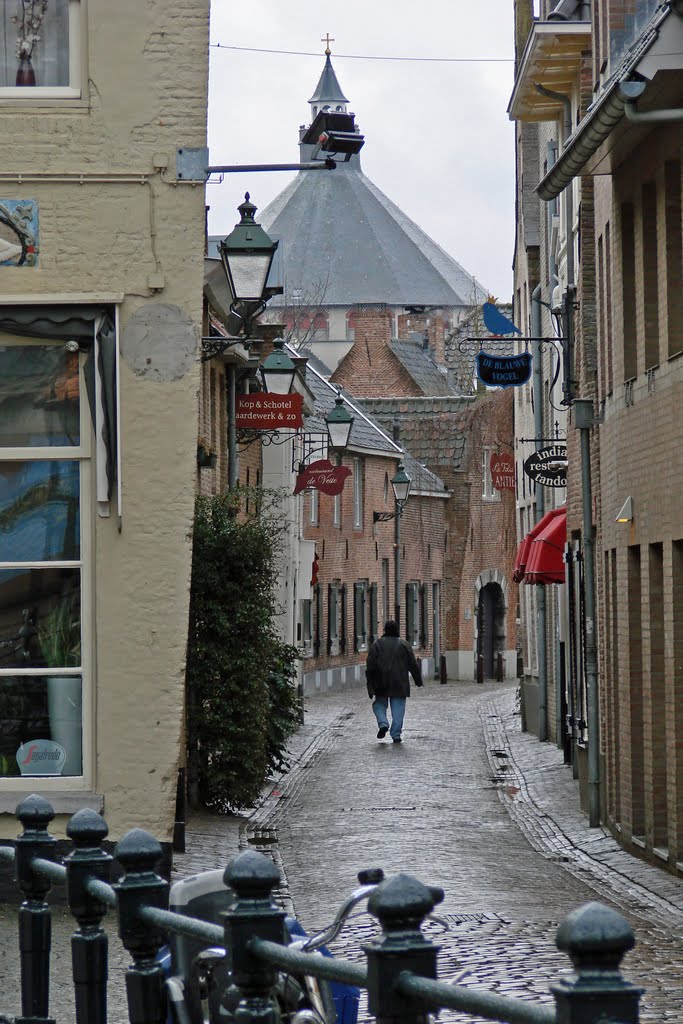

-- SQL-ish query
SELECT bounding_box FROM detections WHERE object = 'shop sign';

[16,739,66,776]
[523,445,567,488]
[490,453,515,491]
[235,391,304,430]
[294,459,352,496]
[476,351,532,388]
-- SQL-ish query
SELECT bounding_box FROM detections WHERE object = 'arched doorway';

[474,572,507,680]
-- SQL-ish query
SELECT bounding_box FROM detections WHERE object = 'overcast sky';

[207,1,516,301]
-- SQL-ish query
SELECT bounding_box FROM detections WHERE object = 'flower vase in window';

[13,0,49,86]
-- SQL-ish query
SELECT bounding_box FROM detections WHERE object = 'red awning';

[513,506,566,585]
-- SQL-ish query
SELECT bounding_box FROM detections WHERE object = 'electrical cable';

[210,42,515,63]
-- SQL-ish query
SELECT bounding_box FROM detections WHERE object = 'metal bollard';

[114,829,169,1024]
[15,794,58,1024]
[65,809,113,1024]
[222,848,287,1024]
[551,901,643,1024]
[364,872,444,1024]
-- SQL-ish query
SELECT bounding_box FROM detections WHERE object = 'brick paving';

[2,680,683,1022]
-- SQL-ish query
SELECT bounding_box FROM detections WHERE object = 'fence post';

[114,829,169,1024]
[364,873,444,1024]
[551,901,643,1024]
[222,849,287,1024]
[15,794,58,1024]
[65,809,113,1024]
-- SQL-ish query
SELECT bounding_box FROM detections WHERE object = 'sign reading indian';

[490,453,515,491]
[235,391,304,430]
[294,459,352,496]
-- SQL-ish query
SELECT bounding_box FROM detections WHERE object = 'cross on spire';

[321,33,334,55]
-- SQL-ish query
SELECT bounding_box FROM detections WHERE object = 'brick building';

[510,0,683,874]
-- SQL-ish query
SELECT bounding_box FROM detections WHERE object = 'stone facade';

[0,0,209,845]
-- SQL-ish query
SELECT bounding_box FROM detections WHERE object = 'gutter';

[536,3,673,201]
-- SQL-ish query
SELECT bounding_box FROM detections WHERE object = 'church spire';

[308,36,349,118]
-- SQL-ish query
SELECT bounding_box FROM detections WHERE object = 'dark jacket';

[365,635,423,699]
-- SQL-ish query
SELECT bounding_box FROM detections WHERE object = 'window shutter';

[327,584,333,655]
[353,583,359,652]
[369,583,378,643]
[419,583,427,648]
[313,585,320,656]
[340,584,347,654]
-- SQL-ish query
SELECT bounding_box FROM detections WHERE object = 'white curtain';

[0,0,70,87]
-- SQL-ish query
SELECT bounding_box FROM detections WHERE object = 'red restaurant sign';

[235,391,304,430]
[490,452,515,491]
[294,459,352,496]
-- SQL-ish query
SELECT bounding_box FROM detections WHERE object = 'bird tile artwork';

[0,199,39,267]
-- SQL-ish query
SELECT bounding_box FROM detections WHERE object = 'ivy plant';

[186,488,301,812]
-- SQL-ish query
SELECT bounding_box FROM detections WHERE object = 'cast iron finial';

[224,848,281,902]
[556,901,635,971]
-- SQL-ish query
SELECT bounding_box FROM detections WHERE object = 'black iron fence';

[0,794,643,1024]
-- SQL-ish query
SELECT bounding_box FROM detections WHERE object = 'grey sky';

[208,1,516,301]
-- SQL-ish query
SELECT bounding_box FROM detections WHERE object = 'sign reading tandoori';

[235,392,304,430]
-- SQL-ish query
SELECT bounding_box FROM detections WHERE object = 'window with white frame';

[0,1,82,96]
[482,446,501,501]
[309,486,318,526]
[353,456,363,529]
[0,339,89,782]
[300,598,312,654]
[333,490,341,529]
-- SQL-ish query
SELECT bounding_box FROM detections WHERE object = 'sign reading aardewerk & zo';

[235,392,304,430]
[523,445,567,488]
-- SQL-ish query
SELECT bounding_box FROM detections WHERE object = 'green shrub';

[186,489,301,812]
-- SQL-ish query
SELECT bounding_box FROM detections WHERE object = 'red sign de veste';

[294,460,352,496]
[235,391,304,430]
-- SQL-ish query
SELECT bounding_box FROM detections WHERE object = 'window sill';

[0,791,103,815]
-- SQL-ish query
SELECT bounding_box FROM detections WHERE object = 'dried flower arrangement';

[12,0,49,62]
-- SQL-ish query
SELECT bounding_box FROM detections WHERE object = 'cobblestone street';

[2,679,683,1022]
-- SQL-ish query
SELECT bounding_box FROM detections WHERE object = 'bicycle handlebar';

[299,868,385,952]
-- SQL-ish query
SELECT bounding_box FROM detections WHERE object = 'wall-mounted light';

[259,338,298,395]
[373,462,412,522]
[325,395,354,451]
[615,496,634,523]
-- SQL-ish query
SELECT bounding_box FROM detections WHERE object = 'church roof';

[260,55,488,309]
[308,54,349,104]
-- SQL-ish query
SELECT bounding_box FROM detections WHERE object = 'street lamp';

[259,338,298,395]
[325,395,354,451]
[217,193,280,340]
[373,462,412,523]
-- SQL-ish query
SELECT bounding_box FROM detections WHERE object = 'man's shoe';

[377,726,388,739]
[392,737,402,743]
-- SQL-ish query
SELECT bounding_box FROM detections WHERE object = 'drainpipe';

[227,366,237,489]
[574,398,600,827]
[393,421,402,629]
[531,284,548,742]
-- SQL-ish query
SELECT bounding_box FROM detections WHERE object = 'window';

[405,583,419,647]
[301,598,312,655]
[0,1,82,97]
[353,581,368,651]
[353,457,363,529]
[0,340,90,782]
[309,487,318,526]
[333,490,341,529]
[482,447,501,501]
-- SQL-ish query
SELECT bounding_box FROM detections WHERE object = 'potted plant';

[197,437,217,469]
[38,596,82,776]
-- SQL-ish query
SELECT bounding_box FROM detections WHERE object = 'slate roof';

[302,352,446,494]
[308,54,349,104]
[358,397,474,472]
[388,339,460,397]
[260,156,488,308]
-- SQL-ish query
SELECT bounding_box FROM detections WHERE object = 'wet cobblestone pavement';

[2,679,683,1021]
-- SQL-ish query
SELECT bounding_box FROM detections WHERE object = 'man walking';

[365,620,423,742]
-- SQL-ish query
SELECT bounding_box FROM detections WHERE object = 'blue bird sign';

[482,299,521,336]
